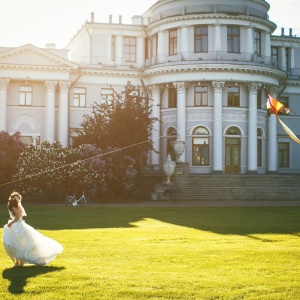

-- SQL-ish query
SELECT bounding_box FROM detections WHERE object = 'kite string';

[0,105,266,189]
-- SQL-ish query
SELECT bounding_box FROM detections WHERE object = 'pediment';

[0,44,78,69]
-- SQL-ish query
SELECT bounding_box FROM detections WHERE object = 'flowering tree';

[0,131,25,186]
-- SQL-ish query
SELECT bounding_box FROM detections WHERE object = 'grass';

[0,204,299,299]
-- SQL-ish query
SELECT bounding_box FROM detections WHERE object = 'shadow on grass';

[2,265,65,294]
[1,205,300,236]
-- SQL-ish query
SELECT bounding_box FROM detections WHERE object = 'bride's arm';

[7,207,21,228]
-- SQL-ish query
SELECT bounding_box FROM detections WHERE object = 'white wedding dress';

[2,204,63,266]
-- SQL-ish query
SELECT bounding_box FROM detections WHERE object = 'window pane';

[20,93,25,105]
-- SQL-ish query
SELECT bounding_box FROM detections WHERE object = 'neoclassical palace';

[0,0,300,174]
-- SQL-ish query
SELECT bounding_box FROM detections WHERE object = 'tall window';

[254,30,262,56]
[228,86,240,107]
[278,142,290,168]
[192,126,209,166]
[111,35,115,61]
[257,91,262,109]
[19,85,32,105]
[194,86,208,106]
[227,26,240,53]
[145,37,149,60]
[124,37,136,62]
[169,29,177,55]
[168,87,177,108]
[257,128,263,167]
[271,47,278,66]
[194,26,208,53]
[73,88,86,107]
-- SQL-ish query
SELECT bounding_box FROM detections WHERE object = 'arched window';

[192,126,209,166]
[226,126,241,135]
[166,127,177,160]
[257,128,263,167]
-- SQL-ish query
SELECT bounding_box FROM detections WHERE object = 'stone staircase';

[168,174,300,201]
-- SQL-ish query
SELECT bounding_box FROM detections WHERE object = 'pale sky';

[0,0,299,49]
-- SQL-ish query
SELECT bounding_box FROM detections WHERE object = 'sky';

[0,0,299,49]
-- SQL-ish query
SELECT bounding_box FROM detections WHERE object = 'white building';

[0,0,300,175]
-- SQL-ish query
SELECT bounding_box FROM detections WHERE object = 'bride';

[2,192,63,267]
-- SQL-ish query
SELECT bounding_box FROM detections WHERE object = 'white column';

[58,81,71,147]
[174,82,189,162]
[246,83,261,173]
[148,85,162,165]
[115,34,123,65]
[45,81,57,143]
[279,46,286,71]
[137,36,145,68]
[157,31,164,63]
[212,81,224,173]
[214,24,222,59]
[181,26,189,60]
[246,26,254,61]
[268,87,279,173]
[290,46,295,74]
[0,79,10,131]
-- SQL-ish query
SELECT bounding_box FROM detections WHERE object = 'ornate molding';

[10,114,40,131]
[59,81,71,92]
[45,81,57,92]
[148,84,163,96]
[212,81,225,92]
[162,114,177,123]
[0,79,10,90]
[174,82,189,93]
[187,112,214,121]
[267,86,280,98]
[223,112,247,122]
[245,82,262,94]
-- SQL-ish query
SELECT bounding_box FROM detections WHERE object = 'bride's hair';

[7,192,22,214]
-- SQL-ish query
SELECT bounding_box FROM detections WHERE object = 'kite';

[267,94,300,144]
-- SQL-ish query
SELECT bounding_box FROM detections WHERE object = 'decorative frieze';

[59,81,71,93]
[0,79,10,90]
[212,81,225,92]
[173,82,189,93]
[245,82,261,94]
[223,112,247,122]
[187,112,214,121]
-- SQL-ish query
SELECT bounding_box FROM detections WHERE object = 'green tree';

[73,81,156,170]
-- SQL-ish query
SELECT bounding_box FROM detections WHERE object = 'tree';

[0,131,25,186]
[73,81,156,170]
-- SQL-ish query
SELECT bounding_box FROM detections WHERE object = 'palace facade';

[0,0,300,174]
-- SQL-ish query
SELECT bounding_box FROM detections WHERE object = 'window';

[194,26,208,53]
[257,91,262,109]
[194,86,208,106]
[166,127,177,160]
[73,88,86,107]
[278,142,290,168]
[227,26,240,53]
[101,88,113,105]
[192,126,209,166]
[226,126,241,135]
[254,30,261,56]
[169,29,177,55]
[257,128,263,167]
[168,87,177,108]
[271,47,278,66]
[124,37,136,62]
[145,37,149,60]
[19,85,32,105]
[228,87,240,107]
[111,35,115,61]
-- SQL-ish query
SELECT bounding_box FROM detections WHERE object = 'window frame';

[111,35,115,61]
[194,86,208,106]
[192,126,209,166]
[254,30,262,57]
[227,26,240,53]
[227,86,240,107]
[124,36,136,62]
[194,26,208,53]
[168,87,177,108]
[19,85,33,106]
[73,87,86,107]
[278,142,290,168]
[169,29,177,56]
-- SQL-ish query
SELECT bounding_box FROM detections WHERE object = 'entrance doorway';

[225,127,241,174]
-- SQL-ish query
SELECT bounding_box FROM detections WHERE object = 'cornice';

[146,13,276,31]
[79,67,142,78]
[0,64,75,72]
[142,63,287,80]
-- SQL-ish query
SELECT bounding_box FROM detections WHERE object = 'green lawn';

[0,205,299,299]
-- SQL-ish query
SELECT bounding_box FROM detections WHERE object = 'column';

[45,81,57,143]
[137,36,145,68]
[246,26,254,61]
[212,81,225,173]
[246,83,261,173]
[290,46,295,75]
[279,46,286,71]
[268,87,280,173]
[174,82,189,162]
[181,26,189,60]
[0,79,10,131]
[58,81,71,147]
[214,24,222,59]
[148,85,162,165]
[115,34,123,65]
[157,31,164,63]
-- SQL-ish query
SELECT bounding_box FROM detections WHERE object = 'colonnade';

[148,81,278,173]
[0,79,71,147]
